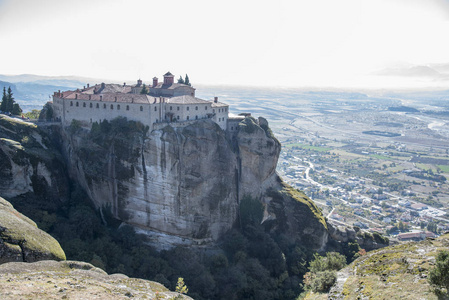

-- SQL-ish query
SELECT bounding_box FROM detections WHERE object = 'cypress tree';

[140,83,148,94]
[184,74,190,86]
[6,87,14,113]
[177,76,185,84]
[0,87,6,112]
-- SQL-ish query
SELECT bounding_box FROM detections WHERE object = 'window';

[126,105,129,110]
[96,103,99,108]
[177,116,180,120]
[213,109,215,113]
[195,115,198,120]
[195,106,198,110]
[103,104,106,109]
[90,103,93,108]
[177,106,180,111]
[187,116,189,120]
[83,102,86,107]
[117,105,120,110]
[187,107,189,111]
[110,104,113,109]
[154,106,157,111]
[140,106,143,111]
[231,126,234,130]
[170,106,172,111]
[76,102,79,107]
[205,106,207,110]
[70,101,73,106]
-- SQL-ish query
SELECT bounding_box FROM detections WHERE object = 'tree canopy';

[0,86,22,115]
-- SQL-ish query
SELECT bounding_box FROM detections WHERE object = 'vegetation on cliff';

[0,115,372,299]
[303,233,449,299]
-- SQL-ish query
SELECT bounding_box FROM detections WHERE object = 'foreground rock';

[0,196,66,263]
[318,233,449,300]
[0,260,191,299]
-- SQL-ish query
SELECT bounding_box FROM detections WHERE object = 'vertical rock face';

[0,116,69,202]
[62,116,329,250]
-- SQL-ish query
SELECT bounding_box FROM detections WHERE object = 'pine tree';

[184,74,191,86]
[0,87,6,112]
[177,76,185,84]
[6,87,14,112]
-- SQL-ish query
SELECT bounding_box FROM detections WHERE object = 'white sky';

[1,0,449,89]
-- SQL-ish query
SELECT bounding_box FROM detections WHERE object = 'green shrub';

[304,270,337,293]
[309,252,346,273]
[428,250,449,297]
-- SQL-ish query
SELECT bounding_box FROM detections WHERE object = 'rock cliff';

[61,116,329,250]
[0,196,65,263]
[0,260,191,299]
[0,115,69,203]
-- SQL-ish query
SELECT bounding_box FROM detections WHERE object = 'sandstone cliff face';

[0,196,66,263]
[0,115,69,202]
[62,116,329,250]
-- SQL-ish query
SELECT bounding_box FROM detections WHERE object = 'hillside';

[305,233,449,299]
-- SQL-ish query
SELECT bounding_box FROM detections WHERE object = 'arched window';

[177,106,180,111]
[140,106,143,111]
[70,101,73,106]
[103,104,106,109]
[170,106,172,111]
[126,105,129,110]
[110,104,113,109]
[195,115,198,120]
[177,116,180,120]
[90,103,93,108]
[154,106,157,111]
[187,116,189,120]
[96,103,99,108]
[117,105,120,110]
[83,102,86,107]
[187,107,189,111]
[195,106,198,110]
[76,102,79,107]
[205,106,207,110]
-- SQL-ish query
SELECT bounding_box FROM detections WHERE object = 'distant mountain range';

[0,74,98,112]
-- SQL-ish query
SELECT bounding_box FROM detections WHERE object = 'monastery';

[52,72,236,131]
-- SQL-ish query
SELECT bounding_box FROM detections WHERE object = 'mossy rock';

[0,260,192,299]
[0,196,66,264]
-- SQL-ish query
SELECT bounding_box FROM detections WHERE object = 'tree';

[0,86,21,115]
[6,87,14,113]
[184,74,191,86]
[140,84,148,94]
[428,250,449,297]
[0,87,7,112]
[12,103,22,115]
[177,76,185,84]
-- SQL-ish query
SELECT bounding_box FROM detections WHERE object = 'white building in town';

[52,72,230,131]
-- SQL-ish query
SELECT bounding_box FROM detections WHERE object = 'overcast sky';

[1,0,449,89]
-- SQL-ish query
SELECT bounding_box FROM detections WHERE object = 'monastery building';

[52,72,230,131]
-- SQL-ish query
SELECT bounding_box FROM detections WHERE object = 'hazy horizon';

[1,0,449,90]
